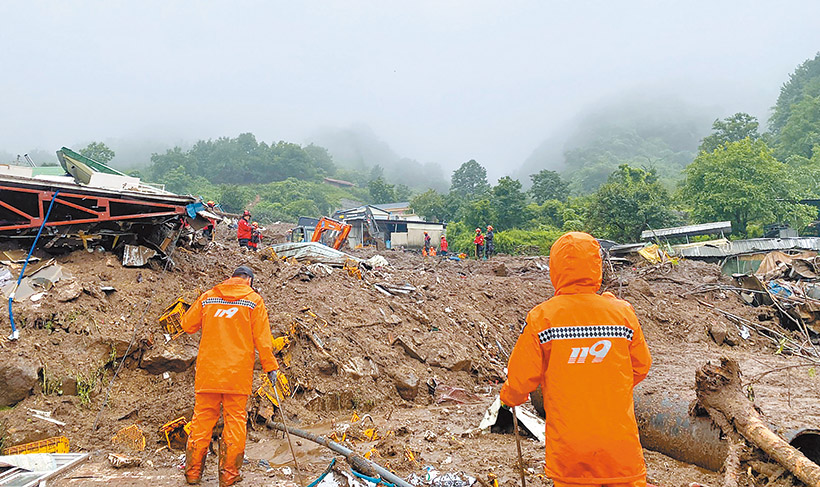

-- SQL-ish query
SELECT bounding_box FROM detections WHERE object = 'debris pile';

[0,223,818,485]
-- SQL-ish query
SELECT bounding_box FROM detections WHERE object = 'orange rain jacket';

[181,277,279,395]
[500,232,652,484]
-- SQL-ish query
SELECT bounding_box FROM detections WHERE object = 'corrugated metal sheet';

[641,221,732,240]
[674,237,820,258]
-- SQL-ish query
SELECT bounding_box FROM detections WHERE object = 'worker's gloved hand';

[267,369,280,384]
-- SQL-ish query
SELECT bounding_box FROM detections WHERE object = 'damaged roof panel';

[640,221,732,240]
[674,237,820,258]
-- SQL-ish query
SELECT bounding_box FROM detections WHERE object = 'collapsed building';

[0,147,213,254]
[333,203,446,249]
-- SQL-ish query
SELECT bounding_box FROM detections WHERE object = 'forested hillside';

[413,53,820,253]
[70,53,820,254]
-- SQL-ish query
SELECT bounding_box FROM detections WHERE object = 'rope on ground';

[8,190,60,341]
[306,458,337,487]
[93,225,184,430]
[351,469,396,487]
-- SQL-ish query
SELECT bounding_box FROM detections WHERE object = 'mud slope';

[0,227,817,486]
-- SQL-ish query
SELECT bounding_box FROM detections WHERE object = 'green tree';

[368,177,396,204]
[528,199,565,229]
[459,199,497,232]
[450,159,490,197]
[303,143,337,176]
[219,185,252,213]
[770,52,820,135]
[80,141,115,164]
[786,149,820,199]
[284,199,321,220]
[394,184,412,202]
[529,169,568,203]
[776,95,820,159]
[588,165,679,242]
[149,133,336,185]
[491,176,528,230]
[410,189,447,221]
[150,147,195,181]
[163,166,193,195]
[699,113,760,153]
[681,139,814,236]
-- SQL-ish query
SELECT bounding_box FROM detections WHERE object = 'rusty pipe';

[266,420,413,487]
[531,388,820,471]
[632,390,727,471]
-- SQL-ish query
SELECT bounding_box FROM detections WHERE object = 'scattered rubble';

[1,223,819,486]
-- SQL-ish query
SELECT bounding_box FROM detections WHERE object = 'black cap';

[232,265,254,279]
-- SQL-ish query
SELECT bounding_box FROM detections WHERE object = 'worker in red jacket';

[500,232,652,487]
[473,228,484,259]
[237,211,252,248]
[248,222,262,251]
[440,235,449,256]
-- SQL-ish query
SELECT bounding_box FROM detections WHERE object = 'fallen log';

[704,407,742,487]
[696,358,820,487]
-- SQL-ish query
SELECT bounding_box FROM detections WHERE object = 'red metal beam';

[53,197,104,216]
[0,198,35,220]
[0,186,187,232]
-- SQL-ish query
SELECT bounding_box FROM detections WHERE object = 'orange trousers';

[553,480,647,487]
[186,393,248,486]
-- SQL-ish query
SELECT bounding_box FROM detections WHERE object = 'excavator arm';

[311,217,352,250]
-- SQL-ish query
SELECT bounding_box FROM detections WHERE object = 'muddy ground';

[1,224,818,486]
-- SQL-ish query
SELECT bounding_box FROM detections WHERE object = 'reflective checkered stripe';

[538,325,633,344]
[203,297,257,309]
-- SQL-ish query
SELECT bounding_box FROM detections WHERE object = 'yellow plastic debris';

[363,428,378,441]
[343,259,362,280]
[271,336,290,353]
[404,446,419,465]
[112,424,146,451]
[637,244,662,264]
[159,416,189,450]
[159,298,191,340]
[255,372,292,407]
[2,436,69,455]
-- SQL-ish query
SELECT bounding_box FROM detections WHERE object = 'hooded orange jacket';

[181,277,278,395]
[500,232,651,484]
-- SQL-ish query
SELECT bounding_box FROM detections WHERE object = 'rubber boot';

[185,446,208,485]
[218,437,244,486]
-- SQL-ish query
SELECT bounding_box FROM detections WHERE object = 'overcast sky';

[1,1,819,178]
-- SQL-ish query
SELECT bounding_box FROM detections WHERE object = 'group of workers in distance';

[180,230,652,486]
[422,231,448,257]
[236,210,263,251]
[473,225,494,259]
[197,201,263,251]
[422,225,495,260]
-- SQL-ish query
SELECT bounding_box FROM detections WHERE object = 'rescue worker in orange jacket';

[181,265,279,486]
[500,232,652,487]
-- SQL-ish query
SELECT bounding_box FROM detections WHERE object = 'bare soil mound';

[1,228,818,486]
